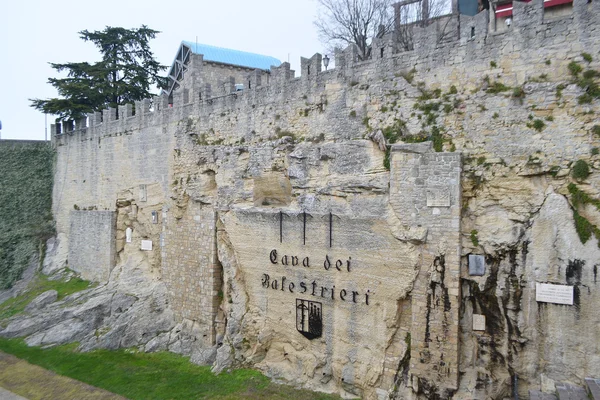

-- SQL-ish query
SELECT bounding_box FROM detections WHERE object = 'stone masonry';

[68,210,116,282]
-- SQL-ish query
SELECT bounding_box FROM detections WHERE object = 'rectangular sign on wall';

[535,282,574,305]
[141,240,153,251]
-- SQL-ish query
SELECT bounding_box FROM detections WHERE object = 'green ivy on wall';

[0,142,55,289]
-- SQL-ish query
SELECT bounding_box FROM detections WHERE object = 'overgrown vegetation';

[0,143,54,289]
[0,338,340,400]
[382,119,408,170]
[0,271,94,323]
[572,159,590,180]
[567,60,600,104]
[486,80,511,94]
[526,119,546,132]
[568,183,600,211]
[470,230,479,247]
[568,184,600,248]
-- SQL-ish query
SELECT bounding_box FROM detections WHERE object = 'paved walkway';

[0,387,27,400]
[0,351,126,400]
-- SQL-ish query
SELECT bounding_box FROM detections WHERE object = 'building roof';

[181,41,281,70]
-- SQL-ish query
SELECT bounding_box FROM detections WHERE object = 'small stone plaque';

[427,187,450,207]
[468,255,486,276]
[139,184,147,202]
[141,240,153,251]
[473,314,486,331]
[125,227,132,243]
[536,283,573,305]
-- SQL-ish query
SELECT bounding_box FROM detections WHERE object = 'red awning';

[495,0,572,18]
[495,3,513,18]
[544,0,573,7]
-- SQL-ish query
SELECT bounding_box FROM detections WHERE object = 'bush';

[532,119,545,132]
[572,159,590,180]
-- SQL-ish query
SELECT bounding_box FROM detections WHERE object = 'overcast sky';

[0,0,322,140]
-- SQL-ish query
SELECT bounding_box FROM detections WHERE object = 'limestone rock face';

[0,252,183,355]
[24,290,58,312]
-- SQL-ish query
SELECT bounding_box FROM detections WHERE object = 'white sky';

[0,0,322,140]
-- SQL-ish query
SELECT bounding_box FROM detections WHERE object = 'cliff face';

[7,1,599,398]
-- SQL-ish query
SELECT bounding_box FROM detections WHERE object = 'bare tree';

[395,0,453,51]
[314,0,396,61]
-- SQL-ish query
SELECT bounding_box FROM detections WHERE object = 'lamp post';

[323,54,330,71]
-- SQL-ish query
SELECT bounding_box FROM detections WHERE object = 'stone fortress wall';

[51,0,600,398]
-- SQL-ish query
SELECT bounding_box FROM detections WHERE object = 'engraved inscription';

[427,187,451,207]
[536,282,574,305]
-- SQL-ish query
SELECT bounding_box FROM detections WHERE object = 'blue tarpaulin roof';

[182,41,281,70]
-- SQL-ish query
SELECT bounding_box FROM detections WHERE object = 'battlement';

[51,0,598,142]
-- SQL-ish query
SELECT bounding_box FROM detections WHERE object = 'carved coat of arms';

[296,299,322,339]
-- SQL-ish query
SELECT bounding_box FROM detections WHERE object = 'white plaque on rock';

[125,227,132,243]
[536,282,573,305]
[473,314,486,331]
[427,187,451,207]
[141,240,153,251]
[139,184,147,202]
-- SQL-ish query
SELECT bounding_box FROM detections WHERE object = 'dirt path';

[0,351,126,400]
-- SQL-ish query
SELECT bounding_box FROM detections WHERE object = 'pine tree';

[30,26,167,121]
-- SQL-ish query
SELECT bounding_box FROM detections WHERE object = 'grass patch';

[486,81,511,94]
[0,338,340,400]
[556,84,565,99]
[470,230,479,247]
[0,272,94,323]
[568,61,583,76]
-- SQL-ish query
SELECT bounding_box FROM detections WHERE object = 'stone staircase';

[529,377,600,400]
